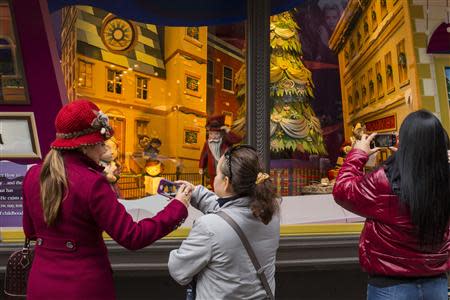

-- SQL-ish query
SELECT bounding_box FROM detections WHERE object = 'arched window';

[0,38,15,75]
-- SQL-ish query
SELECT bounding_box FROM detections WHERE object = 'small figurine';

[138,135,162,160]
[350,122,367,146]
[99,138,121,196]
[199,115,242,189]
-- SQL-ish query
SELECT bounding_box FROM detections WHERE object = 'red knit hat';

[51,99,114,149]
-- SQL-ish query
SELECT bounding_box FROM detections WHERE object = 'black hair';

[385,110,450,248]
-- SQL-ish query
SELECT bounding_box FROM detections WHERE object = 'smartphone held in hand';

[371,133,397,148]
[157,179,179,199]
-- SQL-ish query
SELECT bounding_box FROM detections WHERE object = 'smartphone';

[371,133,397,148]
[157,179,179,199]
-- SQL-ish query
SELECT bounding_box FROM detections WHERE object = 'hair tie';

[255,172,270,185]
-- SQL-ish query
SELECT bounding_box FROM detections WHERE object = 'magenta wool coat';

[22,151,188,300]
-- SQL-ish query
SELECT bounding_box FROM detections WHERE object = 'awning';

[427,23,450,54]
[48,0,303,26]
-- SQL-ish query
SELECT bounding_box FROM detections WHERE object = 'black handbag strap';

[24,237,31,249]
[216,211,274,300]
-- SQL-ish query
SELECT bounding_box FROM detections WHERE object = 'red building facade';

[206,34,244,126]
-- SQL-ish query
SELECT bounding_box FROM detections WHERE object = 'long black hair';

[385,110,450,247]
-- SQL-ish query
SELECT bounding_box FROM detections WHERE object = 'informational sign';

[0,160,29,227]
[365,114,397,132]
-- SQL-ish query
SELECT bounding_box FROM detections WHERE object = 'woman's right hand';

[174,184,192,208]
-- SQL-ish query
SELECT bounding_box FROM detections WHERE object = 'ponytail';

[220,145,280,225]
[39,149,68,226]
[251,178,279,225]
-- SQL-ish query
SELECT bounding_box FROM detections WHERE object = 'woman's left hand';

[353,133,380,156]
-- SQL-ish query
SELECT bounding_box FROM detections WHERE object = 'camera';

[371,133,397,148]
[157,179,179,199]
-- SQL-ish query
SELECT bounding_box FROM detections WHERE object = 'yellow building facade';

[330,0,450,140]
[61,6,208,174]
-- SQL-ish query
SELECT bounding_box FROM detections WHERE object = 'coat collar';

[62,150,104,172]
[219,195,251,209]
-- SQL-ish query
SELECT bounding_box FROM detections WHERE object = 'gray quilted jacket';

[168,185,280,300]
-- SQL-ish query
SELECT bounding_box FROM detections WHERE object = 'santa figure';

[199,115,242,189]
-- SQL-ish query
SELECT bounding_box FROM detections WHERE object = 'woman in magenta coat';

[22,100,192,300]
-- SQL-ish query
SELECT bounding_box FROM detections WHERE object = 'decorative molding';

[174,105,207,118]
[164,49,207,65]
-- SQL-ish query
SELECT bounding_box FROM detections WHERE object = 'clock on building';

[101,16,136,52]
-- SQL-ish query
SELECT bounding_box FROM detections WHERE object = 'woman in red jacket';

[23,100,192,300]
[333,110,450,300]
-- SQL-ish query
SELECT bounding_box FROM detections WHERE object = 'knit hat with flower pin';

[51,99,113,149]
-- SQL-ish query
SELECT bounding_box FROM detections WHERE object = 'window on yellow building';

[207,59,214,87]
[136,76,148,100]
[136,120,149,136]
[136,119,149,149]
[223,66,233,91]
[78,60,93,88]
[107,68,122,94]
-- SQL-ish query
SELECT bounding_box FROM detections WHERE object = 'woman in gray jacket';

[169,145,281,300]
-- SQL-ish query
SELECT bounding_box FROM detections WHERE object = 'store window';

[136,76,148,100]
[78,60,93,88]
[222,66,233,91]
[53,2,348,206]
[106,68,122,94]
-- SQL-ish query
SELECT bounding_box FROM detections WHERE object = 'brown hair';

[39,149,68,226]
[221,146,279,224]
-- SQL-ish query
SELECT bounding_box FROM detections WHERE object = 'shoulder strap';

[216,211,274,300]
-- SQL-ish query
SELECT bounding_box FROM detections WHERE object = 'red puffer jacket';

[333,149,450,277]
